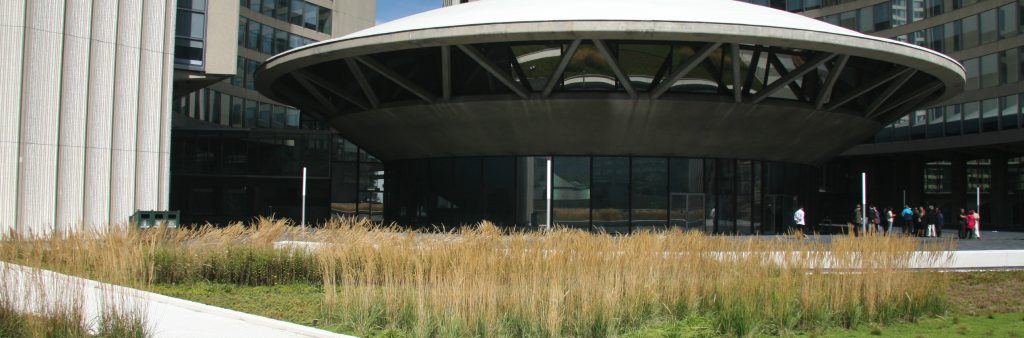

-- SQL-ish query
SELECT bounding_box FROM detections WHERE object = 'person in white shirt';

[793,206,806,238]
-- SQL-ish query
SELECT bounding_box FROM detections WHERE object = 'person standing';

[793,206,806,238]
[853,204,863,236]
[936,207,945,238]
[926,205,938,237]
[917,206,933,236]
[965,210,977,239]
[870,206,881,234]
[885,207,895,235]
[973,209,981,240]
[958,208,969,239]
[901,205,914,235]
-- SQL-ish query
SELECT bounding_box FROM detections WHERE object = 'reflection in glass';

[962,15,979,49]
[943,21,960,52]
[592,157,629,233]
[379,156,811,232]
[553,157,591,229]
[964,58,979,90]
[704,159,717,233]
[563,42,617,91]
[669,44,721,94]
[737,160,753,234]
[752,161,763,233]
[670,158,704,230]
[927,107,944,138]
[999,4,1018,39]
[631,158,668,230]
[910,110,926,140]
[945,104,962,136]
[618,44,671,91]
[963,101,980,134]
[717,159,736,233]
[1004,95,1021,130]
[515,157,548,228]
[981,53,998,88]
[512,43,564,90]
[982,98,999,132]
[980,9,998,44]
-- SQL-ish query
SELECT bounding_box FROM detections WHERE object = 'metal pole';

[301,167,307,228]
[546,157,553,230]
[977,186,981,236]
[862,172,867,235]
[976,186,981,214]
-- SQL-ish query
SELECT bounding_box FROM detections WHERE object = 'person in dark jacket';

[935,207,945,238]
[926,205,938,237]
[917,205,933,237]
[958,208,968,239]
[869,206,881,234]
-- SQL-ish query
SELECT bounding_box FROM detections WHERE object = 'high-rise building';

[749,0,1024,229]
[0,0,177,234]
[169,0,378,225]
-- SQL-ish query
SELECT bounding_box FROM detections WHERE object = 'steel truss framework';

[278,39,946,127]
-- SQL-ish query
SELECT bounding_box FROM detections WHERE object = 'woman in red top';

[965,210,977,239]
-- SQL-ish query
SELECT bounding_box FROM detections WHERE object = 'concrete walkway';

[936,250,1024,269]
[0,262,352,338]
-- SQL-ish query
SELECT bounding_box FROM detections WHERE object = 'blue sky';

[376,0,441,24]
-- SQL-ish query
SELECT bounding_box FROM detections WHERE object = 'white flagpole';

[861,172,867,235]
[545,157,553,230]
[301,167,307,228]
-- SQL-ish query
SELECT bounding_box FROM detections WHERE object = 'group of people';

[850,204,904,236]
[847,204,982,239]
[791,204,983,239]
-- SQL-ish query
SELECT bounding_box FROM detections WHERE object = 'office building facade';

[763,0,1024,228]
[0,0,176,234]
[169,0,378,225]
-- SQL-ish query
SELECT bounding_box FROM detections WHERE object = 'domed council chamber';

[257,0,964,233]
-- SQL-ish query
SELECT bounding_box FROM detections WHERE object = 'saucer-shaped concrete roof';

[256,0,965,165]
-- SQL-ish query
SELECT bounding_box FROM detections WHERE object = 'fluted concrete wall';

[0,0,174,235]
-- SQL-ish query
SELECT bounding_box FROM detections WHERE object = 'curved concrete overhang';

[330,94,880,165]
[255,0,966,165]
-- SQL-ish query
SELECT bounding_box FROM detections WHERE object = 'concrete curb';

[0,262,354,338]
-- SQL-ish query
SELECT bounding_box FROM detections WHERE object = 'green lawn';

[147,282,337,331]
[148,271,1024,337]
[817,312,1024,338]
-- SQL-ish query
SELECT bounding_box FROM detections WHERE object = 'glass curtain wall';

[385,156,812,233]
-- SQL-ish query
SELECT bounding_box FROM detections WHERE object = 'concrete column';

[16,0,65,232]
[0,0,26,233]
[109,0,143,225]
[83,0,119,229]
[0,0,172,235]
[55,0,94,232]
[134,0,168,213]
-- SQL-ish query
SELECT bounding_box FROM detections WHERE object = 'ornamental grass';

[0,217,954,337]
